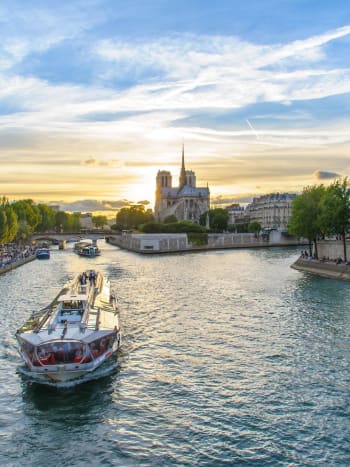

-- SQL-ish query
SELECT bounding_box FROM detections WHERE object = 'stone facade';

[154,146,210,223]
[246,193,296,229]
[226,203,249,225]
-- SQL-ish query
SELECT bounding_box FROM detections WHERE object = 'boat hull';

[36,251,50,259]
[43,369,89,382]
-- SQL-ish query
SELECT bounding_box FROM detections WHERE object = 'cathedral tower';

[179,143,186,190]
[155,145,210,223]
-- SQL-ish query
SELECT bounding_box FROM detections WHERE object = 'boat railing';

[80,284,99,329]
[95,308,101,330]
[34,305,57,333]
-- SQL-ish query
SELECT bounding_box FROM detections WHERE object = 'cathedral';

[154,146,210,223]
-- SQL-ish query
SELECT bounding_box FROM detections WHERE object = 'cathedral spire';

[179,142,186,189]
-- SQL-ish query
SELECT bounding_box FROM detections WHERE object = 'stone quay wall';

[0,255,36,276]
[107,232,303,254]
[316,239,350,261]
[291,257,350,281]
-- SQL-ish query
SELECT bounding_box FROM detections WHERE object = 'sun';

[120,166,158,207]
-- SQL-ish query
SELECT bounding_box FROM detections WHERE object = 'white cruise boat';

[16,270,121,383]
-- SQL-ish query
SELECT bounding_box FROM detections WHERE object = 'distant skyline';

[1,0,350,211]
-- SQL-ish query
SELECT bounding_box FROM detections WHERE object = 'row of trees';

[112,204,262,235]
[0,198,84,244]
[112,205,229,232]
[113,205,154,230]
[288,178,350,261]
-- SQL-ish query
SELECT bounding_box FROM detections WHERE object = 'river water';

[0,242,350,466]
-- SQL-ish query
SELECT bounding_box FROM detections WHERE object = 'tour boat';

[16,270,121,383]
[36,247,50,260]
[74,241,91,251]
[76,245,101,257]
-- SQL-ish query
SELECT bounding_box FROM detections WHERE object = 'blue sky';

[1,0,350,211]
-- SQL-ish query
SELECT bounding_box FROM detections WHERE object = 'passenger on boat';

[48,352,56,364]
[88,270,97,285]
[79,273,87,285]
[22,342,34,361]
[56,346,64,362]
[74,349,83,363]
[90,342,100,358]
[99,338,107,354]
[34,348,49,365]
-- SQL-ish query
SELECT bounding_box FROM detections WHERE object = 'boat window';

[34,341,90,365]
[62,300,82,310]
[61,300,84,315]
[89,334,115,359]
[20,340,35,362]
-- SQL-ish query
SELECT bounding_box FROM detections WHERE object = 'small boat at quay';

[36,247,50,260]
[16,270,121,383]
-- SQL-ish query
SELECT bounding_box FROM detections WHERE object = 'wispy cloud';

[1,26,349,118]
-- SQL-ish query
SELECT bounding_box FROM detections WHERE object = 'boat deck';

[17,270,111,336]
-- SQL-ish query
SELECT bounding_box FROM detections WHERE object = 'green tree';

[0,209,8,244]
[248,221,261,237]
[200,208,228,232]
[227,222,249,233]
[55,211,81,232]
[67,212,81,233]
[0,197,18,243]
[5,205,18,242]
[116,207,130,227]
[36,204,57,232]
[12,199,41,234]
[55,211,70,232]
[163,214,178,224]
[116,205,154,229]
[92,215,108,229]
[165,221,206,233]
[142,222,163,233]
[319,177,350,262]
[16,219,32,242]
[288,184,326,258]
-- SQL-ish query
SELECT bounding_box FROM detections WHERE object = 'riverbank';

[291,257,350,281]
[0,255,36,276]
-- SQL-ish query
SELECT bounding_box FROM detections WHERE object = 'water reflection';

[21,365,119,422]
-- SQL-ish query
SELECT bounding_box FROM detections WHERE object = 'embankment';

[107,232,304,254]
[0,255,36,276]
[291,257,350,281]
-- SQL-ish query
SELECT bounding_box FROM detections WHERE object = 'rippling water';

[1,242,350,466]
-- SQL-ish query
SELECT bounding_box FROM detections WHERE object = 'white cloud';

[93,26,350,106]
[0,24,349,134]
